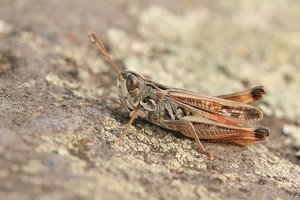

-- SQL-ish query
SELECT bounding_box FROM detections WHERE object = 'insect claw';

[206,152,214,160]
[199,146,213,159]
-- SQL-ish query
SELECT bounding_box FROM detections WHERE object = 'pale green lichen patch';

[0,19,13,34]
[249,149,300,190]
[282,124,300,149]
[20,159,46,174]
[196,185,221,200]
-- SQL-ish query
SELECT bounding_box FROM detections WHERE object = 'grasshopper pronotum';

[88,32,269,159]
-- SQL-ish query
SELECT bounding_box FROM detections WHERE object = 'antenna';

[88,32,124,80]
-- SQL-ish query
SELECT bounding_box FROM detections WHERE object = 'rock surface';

[0,0,299,199]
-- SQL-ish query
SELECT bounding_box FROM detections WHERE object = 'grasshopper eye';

[126,74,139,91]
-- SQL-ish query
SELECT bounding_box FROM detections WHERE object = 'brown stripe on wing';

[167,116,269,143]
[207,128,270,145]
[163,96,241,126]
[216,86,265,103]
[166,90,263,123]
[205,112,241,126]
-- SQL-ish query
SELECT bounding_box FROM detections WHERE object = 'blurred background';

[0,0,299,199]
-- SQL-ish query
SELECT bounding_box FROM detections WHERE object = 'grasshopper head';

[117,71,145,112]
[87,33,153,113]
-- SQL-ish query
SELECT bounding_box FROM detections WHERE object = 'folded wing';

[166,88,264,123]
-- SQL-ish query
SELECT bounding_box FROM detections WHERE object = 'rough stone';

[0,1,299,200]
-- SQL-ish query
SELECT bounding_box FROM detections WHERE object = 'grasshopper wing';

[216,86,265,103]
[165,88,263,123]
[163,116,269,145]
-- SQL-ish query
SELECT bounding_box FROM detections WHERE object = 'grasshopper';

[88,32,269,159]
